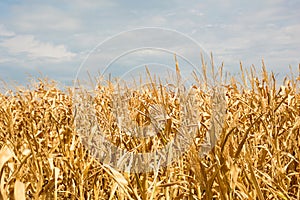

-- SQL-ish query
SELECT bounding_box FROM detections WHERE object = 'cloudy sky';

[0,0,299,86]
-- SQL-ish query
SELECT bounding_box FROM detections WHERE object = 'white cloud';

[0,25,15,37]
[283,24,300,42]
[10,5,80,32]
[60,0,117,9]
[148,16,167,26]
[0,57,15,63]
[0,35,75,60]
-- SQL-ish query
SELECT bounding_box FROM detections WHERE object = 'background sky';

[0,0,299,86]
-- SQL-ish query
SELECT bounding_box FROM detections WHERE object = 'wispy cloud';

[10,6,80,33]
[0,35,75,60]
[0,24,15,37]
[58,0,117,10]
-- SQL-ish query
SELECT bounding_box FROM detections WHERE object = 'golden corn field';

[0,63,299,199]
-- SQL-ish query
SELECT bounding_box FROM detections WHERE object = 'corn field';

[0,63,299,199]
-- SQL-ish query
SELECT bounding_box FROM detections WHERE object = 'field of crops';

[0,63,299,199]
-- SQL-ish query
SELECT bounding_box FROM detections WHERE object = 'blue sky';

[0,0,299,86]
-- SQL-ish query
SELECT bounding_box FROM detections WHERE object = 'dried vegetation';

[0,63,299,199]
